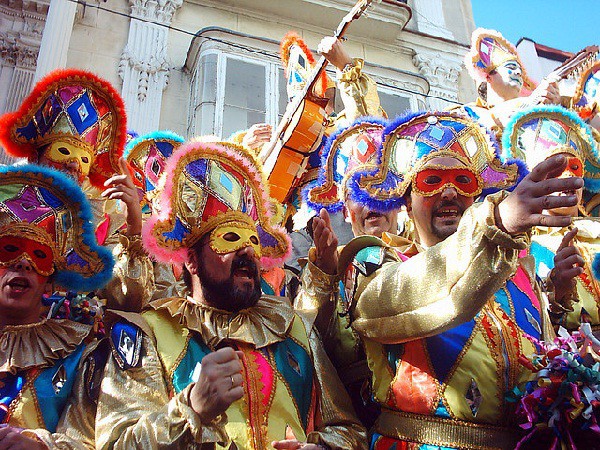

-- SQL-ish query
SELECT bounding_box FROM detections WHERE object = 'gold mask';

[209,223,262,257]
[41,140,94,178]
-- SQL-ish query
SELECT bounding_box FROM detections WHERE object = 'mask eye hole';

[250,235,259,245]
[3,244,18,252]
[81,156,89,164]
[58,147,70,156]
[33,249,47,259]
[455,175,473,184]
[223,232,240,242]
[424,175,442,185]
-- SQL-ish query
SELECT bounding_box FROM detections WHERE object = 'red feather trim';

[0,68,127,189]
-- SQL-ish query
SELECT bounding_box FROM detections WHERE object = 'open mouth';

[435,206,460,219]
[5,277,31,293]
[365,211,384,222]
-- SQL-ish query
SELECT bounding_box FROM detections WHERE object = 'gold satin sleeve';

[336,58,386,122]
[294,250,339,339]
[295,315,367,450]
[98,233,155,313]
[95,331,228,449]
[351,191,530,344]
[152,263,187,302]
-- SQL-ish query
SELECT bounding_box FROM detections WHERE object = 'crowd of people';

[0,25,599,450]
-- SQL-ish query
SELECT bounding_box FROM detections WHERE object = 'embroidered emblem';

[52,364,67,394]
[465,378,482,417]
[524,308,541,334]
[77,103,89,122]
[110,321,142,370]
[353,246,385,277]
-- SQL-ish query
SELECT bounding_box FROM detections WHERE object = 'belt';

[374,409,520,450]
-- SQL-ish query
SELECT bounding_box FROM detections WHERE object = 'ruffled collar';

[147,296,294,349]
[0,319,92,374]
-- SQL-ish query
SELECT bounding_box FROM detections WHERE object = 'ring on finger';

[230,374,235,389]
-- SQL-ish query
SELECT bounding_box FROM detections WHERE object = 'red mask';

[413,166,482,197]
[562,156,583,178]
[0,236,55,276]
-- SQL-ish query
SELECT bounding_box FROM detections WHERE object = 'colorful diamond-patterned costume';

[502,105,600,332]
[93,140,366,449]
[0,165,112,442]
[321,112,554,449]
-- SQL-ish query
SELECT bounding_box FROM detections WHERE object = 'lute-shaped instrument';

[259,0,374,203]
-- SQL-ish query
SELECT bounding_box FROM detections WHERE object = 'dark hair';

[181,236,208,291]
[477,82,487,102]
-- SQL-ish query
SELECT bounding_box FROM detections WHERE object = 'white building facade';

[0,0,477,163]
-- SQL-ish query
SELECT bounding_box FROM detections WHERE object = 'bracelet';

[341,62,355,73]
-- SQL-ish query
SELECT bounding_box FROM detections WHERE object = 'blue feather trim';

[125,130,184,156]
[0,164,115,291]
[592,252,600,281]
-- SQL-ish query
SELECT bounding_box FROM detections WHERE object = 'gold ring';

[230,375,235,389]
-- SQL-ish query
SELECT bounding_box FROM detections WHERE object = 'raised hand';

[495,155,583,234]
[530,74,561,105]
[242,123,273,151]
[312,208,339,275]
[317,36,353,71]
[189,347,244,424]
[551,227,584,308]
[102,157,143,236]
[0,426,47,450]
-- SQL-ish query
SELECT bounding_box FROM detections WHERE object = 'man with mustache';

[93,140,366,449]
[0,68,153,313]
[310,112,583,449]
[0,165,114,449]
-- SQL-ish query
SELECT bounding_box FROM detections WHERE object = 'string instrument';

[259,0,373,203]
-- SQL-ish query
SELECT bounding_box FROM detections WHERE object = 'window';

[189,48,287,139]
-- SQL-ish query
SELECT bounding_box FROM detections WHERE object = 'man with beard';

[310,112,583,449]
[93,140,366,449]
[0,165,114,449]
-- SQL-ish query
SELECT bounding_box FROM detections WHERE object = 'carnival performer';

[501,105,600,333]
[0,68,153,313]
[0,164,114,449]
[460,28,561,136]
[93,140,366,449]
[309,111,584,449]
[125,130,187,301]
[295,116,403,428]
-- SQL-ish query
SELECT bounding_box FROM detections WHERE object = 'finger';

[272,440,302,450]
[532,213,573,228]
[235,350,244,360]
[556,266,584,281]
[103,174,129,187]
[319,208,331,228]
[535,193,579,211]
[556,245,581,260]
[102,187,129,198]
[531,177,583,197]
[557,228,579,252]
[219,359,243,375]
[528,155,568,182]
[556,254,585,270]
[205,347,238,364]
[119,157,130,175]
[230,372,243,388]
[106,192,134,202]
[223,386,244,403]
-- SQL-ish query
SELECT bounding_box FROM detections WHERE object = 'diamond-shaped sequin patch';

[465,378,482,417]
[525,308,541,334]
[287,351,301,376]
[52,365,67,394]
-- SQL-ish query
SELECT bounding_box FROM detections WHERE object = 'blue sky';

[470,0,599,53]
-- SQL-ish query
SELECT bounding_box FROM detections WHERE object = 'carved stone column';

[412,0,453,40]
[119,0,182,134]
[413,52,462,110]
[34,0,76,81]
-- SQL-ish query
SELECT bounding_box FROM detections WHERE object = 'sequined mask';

[0,235,55,276]
[209,223,262,258]
[412,165,483,198]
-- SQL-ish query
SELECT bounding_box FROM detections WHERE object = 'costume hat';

[0,68,127,189]
[143,140,291,269]
[502,105,600,192]
[0,164,114,291]
[349,112,520,210]
[466,28,536,91]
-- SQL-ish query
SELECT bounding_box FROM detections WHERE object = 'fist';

[189,347,244,423]
[0,426,47,450]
